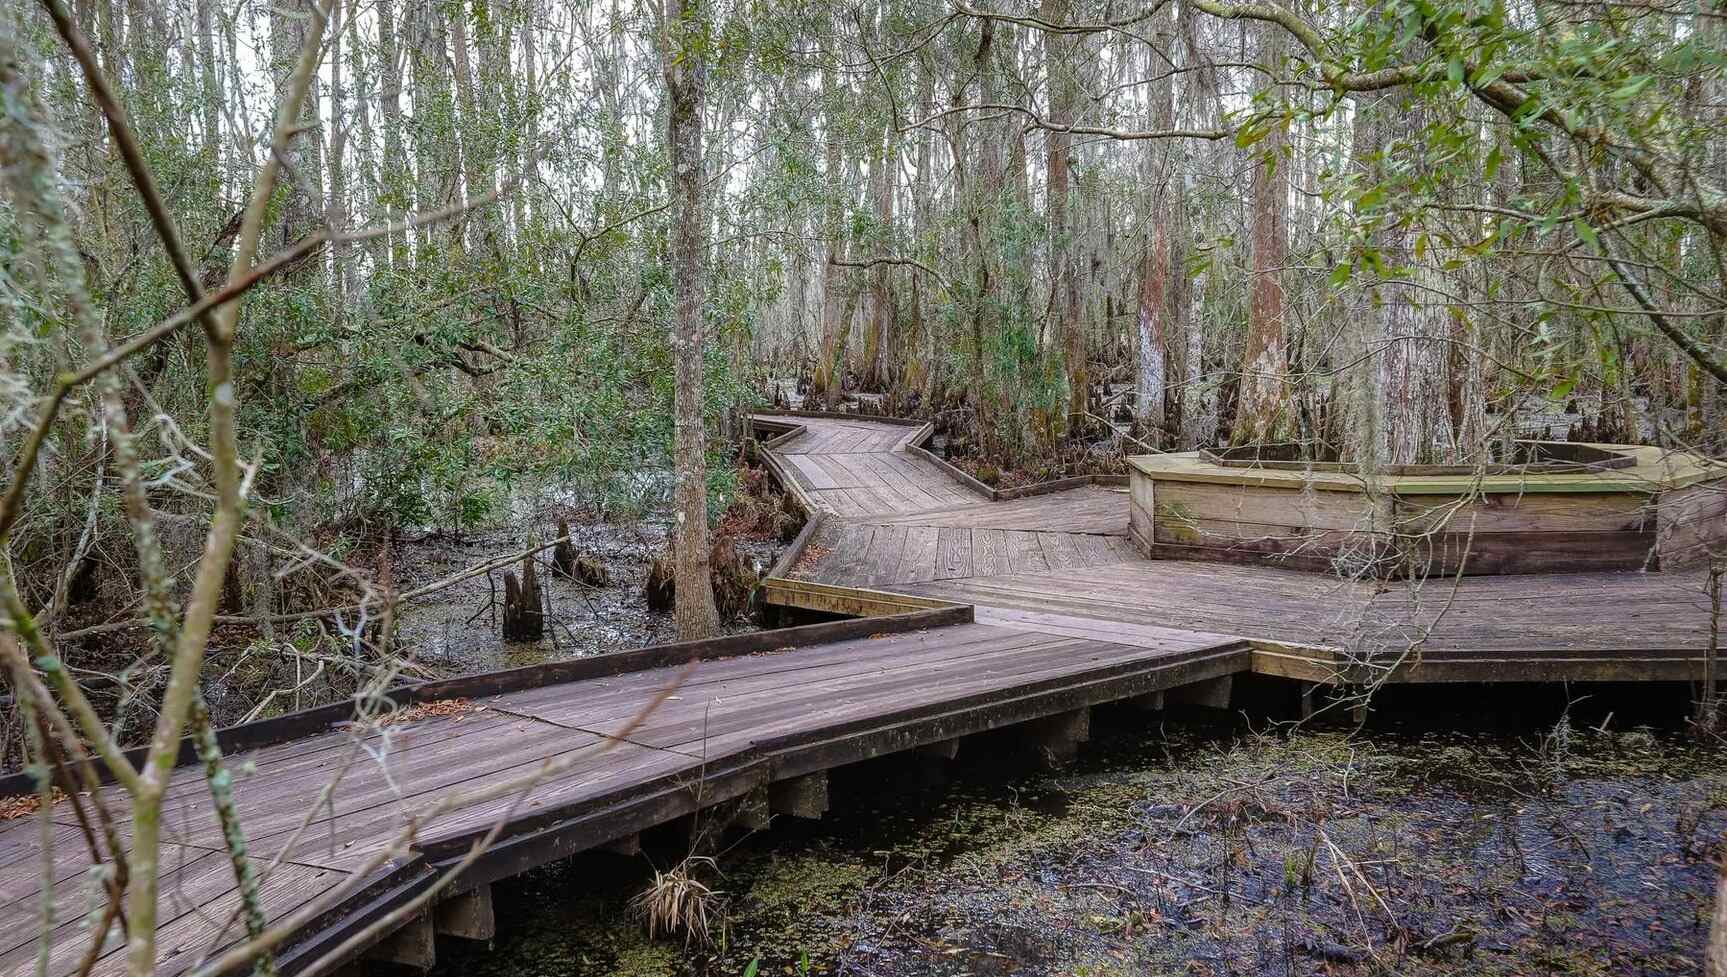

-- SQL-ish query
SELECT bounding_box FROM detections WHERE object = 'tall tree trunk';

[326,0,352,306]
[1133,10,1177,442]
[1696,1,1727,453]
[860,118,895,391]
[1234,16,1289,446]
[377,0,408,264]
[1134,229,1168,442]
[1177,0,1217,448]
[814,55,849,409]
[410,0,457,262]
[194,0,220,179]
[1342,89,1388,470]
[1370,75,1455,464]
[269,0,323,257]
[512,0,536,250]
[663,0,720,639]
[450,3,493,252]
[350,0,380,271]
[220,6,251,186]
[1042,0,1085,428]
[901,51,937,405]
[954,19,1004,454]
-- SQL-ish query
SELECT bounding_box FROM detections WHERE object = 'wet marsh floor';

[429,685,1726,977]
[389,518,780,674]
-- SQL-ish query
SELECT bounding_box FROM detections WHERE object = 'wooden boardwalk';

[0,410,1712,976]
[755,410,1717,684]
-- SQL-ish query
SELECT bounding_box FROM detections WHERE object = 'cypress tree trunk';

[1234,15,1290,446]
[663,0,721,640]
[1363,50,1455,465]
[814,55,849,409]
[327,0,352,306]
[1342,89,1388,470]
[1042,0,1084,429]
[860,117,895,392]
[410,0,457,262]
[194,0,220,177]
[377,0,409,265]
[450,4,493,251]
[1133,11,1178,442]
[269,0,323,257]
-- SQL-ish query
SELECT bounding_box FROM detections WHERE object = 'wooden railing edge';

[750,407,928,427]
[766,509,827,581]
[902,441,997,501]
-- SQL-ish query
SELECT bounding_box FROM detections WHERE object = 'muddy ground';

[430,687,1726,977]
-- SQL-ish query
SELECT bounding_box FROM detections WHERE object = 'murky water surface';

[390,519,778,673]
[432,700,1726,977]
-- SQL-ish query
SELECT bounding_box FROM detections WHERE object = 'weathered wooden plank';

[936,527,973,579]
[1153,477,1393,533]
[1394,491,1652,534]
[1405,529,1658,575]
[1131,444,1727,495]
[897,525,942,584]
[1655,481,1727,567]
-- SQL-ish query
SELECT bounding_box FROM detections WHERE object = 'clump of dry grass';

[630,855,725,946]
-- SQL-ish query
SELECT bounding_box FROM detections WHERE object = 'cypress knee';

[551,519,577,579]
[502,554,543,641]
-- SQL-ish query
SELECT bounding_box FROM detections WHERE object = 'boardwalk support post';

[1350,694,1369,725]
[681,788,770,851]
[1025,707,1090,767]
[365,912,436,971]
[736,785,772,830]
[1127,690,1165,711]
[918,738,960,760]
[1169,675,1233,710]
[770,771,829,819]
[601,833,642,856]
[436,884,496,941]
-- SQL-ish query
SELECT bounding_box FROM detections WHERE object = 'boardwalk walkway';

[759,411,1716,684]
[0,410,1712,976]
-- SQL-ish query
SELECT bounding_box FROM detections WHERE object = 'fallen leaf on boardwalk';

[0,787,66,820]
[381,698,475,726]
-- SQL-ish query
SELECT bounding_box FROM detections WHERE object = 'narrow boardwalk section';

[0,410,1710,976]
[756,414,981,516]
[0,610,1241,976]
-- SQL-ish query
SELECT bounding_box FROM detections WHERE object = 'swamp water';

[430,687,1726,977]
[389,515,780,674]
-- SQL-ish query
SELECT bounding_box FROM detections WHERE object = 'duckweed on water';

[433,711,1727,977]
